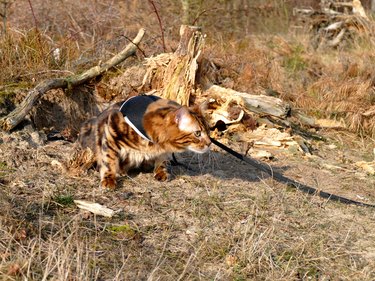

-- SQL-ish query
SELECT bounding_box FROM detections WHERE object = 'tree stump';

[143,25,204,106]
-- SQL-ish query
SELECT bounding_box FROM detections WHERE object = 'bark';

[0,28,145,131]
[74,200,116,217]
[205,85,291,118]
[159,25,203,106]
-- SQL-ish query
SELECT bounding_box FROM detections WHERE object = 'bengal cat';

[78,95,211,189]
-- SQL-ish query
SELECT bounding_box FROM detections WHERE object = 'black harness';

[119,95,160,142]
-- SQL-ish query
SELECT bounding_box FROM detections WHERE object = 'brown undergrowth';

[206,33,375,137]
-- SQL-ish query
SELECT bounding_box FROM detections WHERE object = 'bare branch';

[0,28,145,131]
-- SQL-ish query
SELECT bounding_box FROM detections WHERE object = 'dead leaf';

[14,228,27,241]
[225,254,238,267]
[7,263,22,276]
[354,161,375,175]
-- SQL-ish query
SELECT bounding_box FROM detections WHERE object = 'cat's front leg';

[98,111,125,189]
[99,136,119,189]
[153,155,170,181]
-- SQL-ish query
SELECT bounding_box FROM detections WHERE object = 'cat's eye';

[194,130,201,137]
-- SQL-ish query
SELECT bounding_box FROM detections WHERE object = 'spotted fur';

[78,97,211,189]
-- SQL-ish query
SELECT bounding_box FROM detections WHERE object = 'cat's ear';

[175,106,192,131]
[189,101,207,114]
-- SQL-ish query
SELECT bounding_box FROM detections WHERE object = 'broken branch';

[0,28,145,131]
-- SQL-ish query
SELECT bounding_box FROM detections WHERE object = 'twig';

[121,34,146,57]
[192,10,205,25]
[27,0,39,32]
[26,0,48,63]
[147,0,166,52]
[192,9,218,25]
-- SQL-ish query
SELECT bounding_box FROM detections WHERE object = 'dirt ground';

[1,119,375,280]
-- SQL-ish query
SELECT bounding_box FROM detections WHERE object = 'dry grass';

[1,133,375,280]
[0,211,100,280]
[1,1,375,280]
[0,24,86,85]
[205,32,375,137]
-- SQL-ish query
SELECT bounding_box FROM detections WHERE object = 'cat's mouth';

[187,145,210,154]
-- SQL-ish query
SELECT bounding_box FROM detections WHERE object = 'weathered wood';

[205,85,291,118]
[74,200,117,217]
[0,28,145,131]
[159,25,203,106]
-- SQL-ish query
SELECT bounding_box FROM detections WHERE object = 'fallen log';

[205,85,291,119]
[0,28,145,131]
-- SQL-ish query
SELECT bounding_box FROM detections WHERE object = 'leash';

[210,138,375,208]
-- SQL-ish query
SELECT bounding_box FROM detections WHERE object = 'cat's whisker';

[197,154,205,174]
[186,153,198,171]
[207,150,219,171]
[195,153,205,174]
[191,152,213,175]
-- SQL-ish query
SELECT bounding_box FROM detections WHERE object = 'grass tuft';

[282,43,306,73]
[53,194,74,206]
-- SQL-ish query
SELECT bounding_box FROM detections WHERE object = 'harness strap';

[119,95,160,142]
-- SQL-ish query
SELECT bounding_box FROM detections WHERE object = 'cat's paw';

[154,170,170,182]
[100,177,117,189]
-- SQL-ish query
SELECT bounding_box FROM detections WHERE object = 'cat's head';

[144,99,211,153]
[174,106,211,154]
